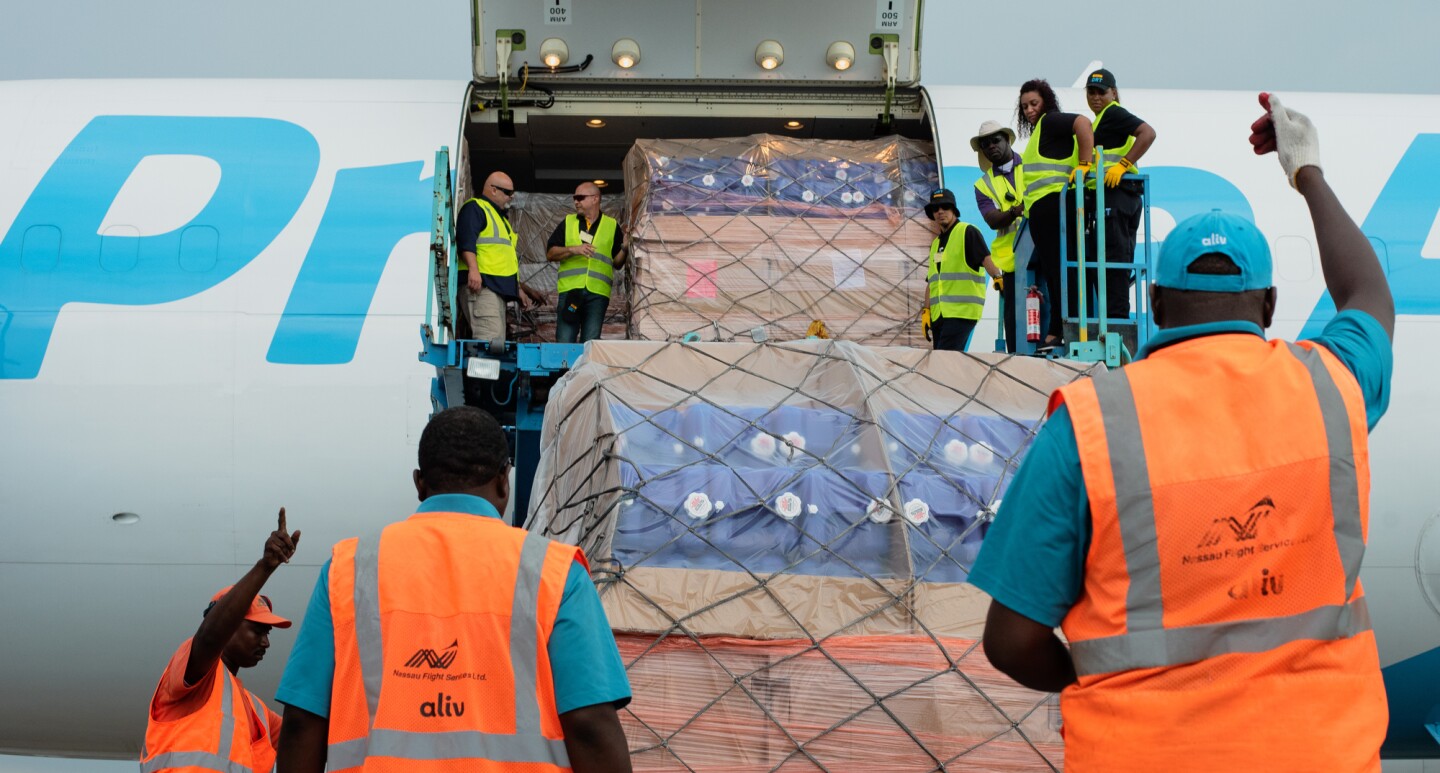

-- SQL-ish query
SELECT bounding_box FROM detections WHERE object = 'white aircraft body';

[1,15,1438,771]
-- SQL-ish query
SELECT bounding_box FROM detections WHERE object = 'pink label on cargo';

[686,260,718,298]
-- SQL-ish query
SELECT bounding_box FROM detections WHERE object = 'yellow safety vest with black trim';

[556,214,618,298]
[973,165,1024,273]
[466,197,518,278]
[1019,113,1080,215]
[927,224,986,321]
[1092,100,1139,171]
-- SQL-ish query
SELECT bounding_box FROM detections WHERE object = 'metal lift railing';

[420,146,582,524]
[1056,147,1155,365]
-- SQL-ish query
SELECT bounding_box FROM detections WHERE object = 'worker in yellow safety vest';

[1083,68,1157,323]
[1016,78,1094,352]
[455,171,546,344]
[546,182,627,344]
[922,188,1002,352]
[971,120,1025,352]
[971,93,1394,771]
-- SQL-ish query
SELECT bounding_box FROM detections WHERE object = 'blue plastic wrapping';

[607,400,1031,582]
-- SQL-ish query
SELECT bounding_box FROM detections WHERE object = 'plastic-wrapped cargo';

[527,339,1103,770]
[624,135,939,346]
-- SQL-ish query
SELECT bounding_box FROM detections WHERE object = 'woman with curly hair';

[1016,78,1094,351]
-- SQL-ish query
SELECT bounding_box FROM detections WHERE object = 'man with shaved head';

[546,181,626,343]
[454,171,544,343]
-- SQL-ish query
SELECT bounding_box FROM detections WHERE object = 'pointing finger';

[278,507,287,535]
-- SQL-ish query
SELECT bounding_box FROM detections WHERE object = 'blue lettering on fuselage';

[0,116,320,379]
[3,120,1438,379]
[1298,134,1440,338]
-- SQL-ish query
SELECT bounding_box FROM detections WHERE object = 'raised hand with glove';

[1249,92,1321,188]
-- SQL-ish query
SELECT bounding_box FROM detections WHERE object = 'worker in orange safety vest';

[969,93,1394,771]
[141,509,301,773]
[274,406,633,773]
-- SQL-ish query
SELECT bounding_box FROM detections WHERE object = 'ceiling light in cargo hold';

[612,38,641,69]
[784,120,804,130]
[755,40,784,70]
[593,180,608,188]
[540,38,569,68]
[586,118,606,128]
[827,41,855,71]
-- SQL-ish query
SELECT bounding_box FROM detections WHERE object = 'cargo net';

[527,340,1103,771]
[624,134,938,346]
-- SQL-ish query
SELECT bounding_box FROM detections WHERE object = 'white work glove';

[1249,92,1321,188]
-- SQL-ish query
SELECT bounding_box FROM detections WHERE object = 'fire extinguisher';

[1026,287,1042,343]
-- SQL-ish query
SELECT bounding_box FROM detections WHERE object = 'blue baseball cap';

[1156,209,1273,292]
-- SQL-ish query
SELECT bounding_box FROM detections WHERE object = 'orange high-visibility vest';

[1050,334,1387,772]
[327,511,586,772]
[140,653,278,773]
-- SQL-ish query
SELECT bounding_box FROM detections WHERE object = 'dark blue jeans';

[555,289,610,343]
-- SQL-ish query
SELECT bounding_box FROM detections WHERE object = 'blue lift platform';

[419,147,584,524]
[1005,148,1156,366]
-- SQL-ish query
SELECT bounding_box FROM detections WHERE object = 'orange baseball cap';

[205,586,292,628]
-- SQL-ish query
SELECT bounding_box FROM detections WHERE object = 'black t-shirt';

[1034,111,1082,160]
[934,222,991,271]
[1093,104,1145,151]
[546,215,626,255]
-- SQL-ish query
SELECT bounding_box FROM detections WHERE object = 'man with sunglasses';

[546,182,627,344]
[922,188,1002,352]
[455,171,545,343]
[141,509,301,773]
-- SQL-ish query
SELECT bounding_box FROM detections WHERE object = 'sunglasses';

[492,185,515,196]
[573,194,596,201]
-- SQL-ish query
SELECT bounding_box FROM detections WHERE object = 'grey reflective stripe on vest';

[139,752,254,773]
[353,536,385,724]
[510,533,550,735]
[1286,343,1366,598]
[332,530,569,768]
[1022,163,1071,197]
[1070,598,1373,677]
[929,294,986,309]
[474,235,512,246]
[1094,370,1165,630]
[557,267,613,286]
[932,273,986,285]
[139,676,247,773]
[329,729,571,767]
[250,694,268,738]
[1074,355,1371,676]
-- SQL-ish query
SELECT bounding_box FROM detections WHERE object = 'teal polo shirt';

[275,493,631,717]
[967,310,1392,628]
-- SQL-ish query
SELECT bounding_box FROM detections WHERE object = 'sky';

[0,0,1437,94]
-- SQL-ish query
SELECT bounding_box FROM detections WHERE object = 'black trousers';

[1026,190,1077,341]
[999,271,1018,353]
[932,316,977,352]
[1083,182,1144,320]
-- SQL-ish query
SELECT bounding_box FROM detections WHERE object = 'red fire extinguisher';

[1026,287,1042,343]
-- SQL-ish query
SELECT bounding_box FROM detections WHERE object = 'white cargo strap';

[1069,360,1370,677]
[329,531,569,768]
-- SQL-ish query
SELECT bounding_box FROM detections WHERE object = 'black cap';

[924,188,958,220]
[1086,68,1116,91]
